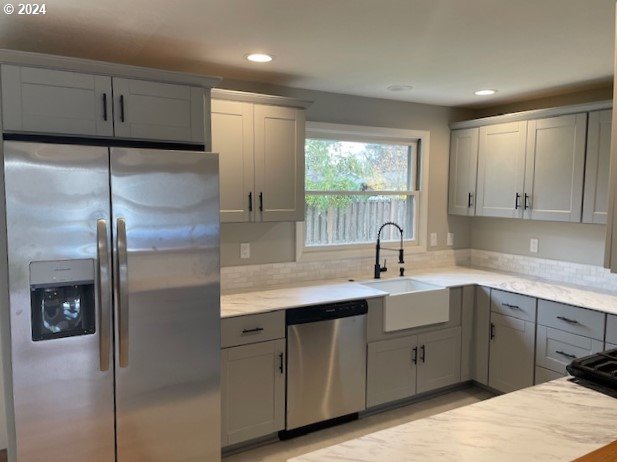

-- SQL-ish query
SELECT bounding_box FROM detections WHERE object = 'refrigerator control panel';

[29,259,96,341]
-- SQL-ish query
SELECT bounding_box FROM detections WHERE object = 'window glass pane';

[305,194,414,246]
[305,139,412,192]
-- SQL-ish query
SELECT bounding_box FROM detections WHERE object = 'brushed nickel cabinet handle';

[557,316,579,324]
[555,350,576,359]
[502,302,521,310]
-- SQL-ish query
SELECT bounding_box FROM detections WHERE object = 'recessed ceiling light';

[387,84,413,92]
[474,89,497,96]
[246,53,273,63]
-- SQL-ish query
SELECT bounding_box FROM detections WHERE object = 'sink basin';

[361,278,450,332]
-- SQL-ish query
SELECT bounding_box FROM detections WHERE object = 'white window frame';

[296,122,430,262]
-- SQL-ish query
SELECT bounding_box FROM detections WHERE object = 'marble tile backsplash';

[221,249,471,292]
[471,249,617,292]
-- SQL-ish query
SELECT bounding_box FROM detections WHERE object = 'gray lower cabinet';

[366,326,461,408]
[112,77,205,143]
[417,327,462,394]
[471,286,490,385]
[489,312,535,393]
[366,335,417,408]
[607,314,617,345]
[1,65,113,136]
[536,325,603,375]
[221,339,285,447]
[535,366,564,385]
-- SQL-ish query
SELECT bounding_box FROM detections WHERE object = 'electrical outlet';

[529,238,539,253]
[430,233,438,247]
[240,242,251,259]
[447,233,454,246]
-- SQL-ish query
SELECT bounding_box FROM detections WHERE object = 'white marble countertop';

[221,266,617,318]
[289,378,617,462]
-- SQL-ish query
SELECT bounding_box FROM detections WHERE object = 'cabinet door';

[1,65,113,136]
[489,312,535,393]
[476,121,527,218]
[583,110,612,224]
[471,286,490,385]
[607,315,617,345]
[221,339,285,447]
[254,105,305,222]
[448,128,479,216]
[212,100,255,223]
[524,113,587,222]
[366,336,417,408]
[113,78,205,143]
[417,327,462,394]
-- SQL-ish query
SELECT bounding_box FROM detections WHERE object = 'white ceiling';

[0,0,614,107]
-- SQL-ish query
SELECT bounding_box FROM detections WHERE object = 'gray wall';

[470,218,606,266]
[218,79,474,266]
[467,87,612,266]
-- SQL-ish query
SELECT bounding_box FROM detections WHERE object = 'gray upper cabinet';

[1,65,113,137]
[523,113,587,222]
[212,92,307,223]
[112,78,205,143]
[221,338,285,447]
[254,104,305,222]
[448,128,479,216]
[1,65,208,143]
[489,312,535,393]
[212,99,255,222]
[476,121,527,218]
[416,327,462,394]
[583,110,612,224]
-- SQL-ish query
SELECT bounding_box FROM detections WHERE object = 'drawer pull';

[490,322,495,340]
[241,327,264,334]
[502,302,521,310]
[412,346,418,365]
[556,316,579,324]
[420,345,426,363]
[279,352,284,374]
[555,350,576,359]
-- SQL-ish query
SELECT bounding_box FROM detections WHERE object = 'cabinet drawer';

[536,326,604,375]
[490,289,536,322]
[607,315,617,345]
[538,300,605,340]
[222,311,285,348]
[534,366,565,385]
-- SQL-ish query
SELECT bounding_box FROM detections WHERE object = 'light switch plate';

[529,238,539,253]
[447,233,454,246]
[240,242,251,259]
[430,233,438,247]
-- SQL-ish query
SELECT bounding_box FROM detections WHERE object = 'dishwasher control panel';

[286,299,368,325]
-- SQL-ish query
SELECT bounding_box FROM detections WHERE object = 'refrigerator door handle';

[97,219,111,372]
[116,218,130,368]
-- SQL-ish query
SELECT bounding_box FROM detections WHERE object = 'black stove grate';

[566,348,617,390]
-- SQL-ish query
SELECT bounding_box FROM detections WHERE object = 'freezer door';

[3,141,115,461]
[111,147,220,462]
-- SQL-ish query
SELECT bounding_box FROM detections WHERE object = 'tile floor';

[223,385,494,462]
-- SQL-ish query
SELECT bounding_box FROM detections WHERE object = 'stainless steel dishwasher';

[285,299,368,433]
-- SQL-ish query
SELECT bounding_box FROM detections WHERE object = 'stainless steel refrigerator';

[1,140,220,461]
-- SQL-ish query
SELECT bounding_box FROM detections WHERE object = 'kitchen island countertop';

[289,378,617,462]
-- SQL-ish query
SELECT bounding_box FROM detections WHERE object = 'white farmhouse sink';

[361,278,450,332]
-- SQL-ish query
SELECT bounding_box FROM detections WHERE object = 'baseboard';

[360,381,480,418]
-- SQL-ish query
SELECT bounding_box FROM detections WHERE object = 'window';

[303,124,422,249]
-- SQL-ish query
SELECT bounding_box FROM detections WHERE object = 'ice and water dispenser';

[29,259,96,341]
